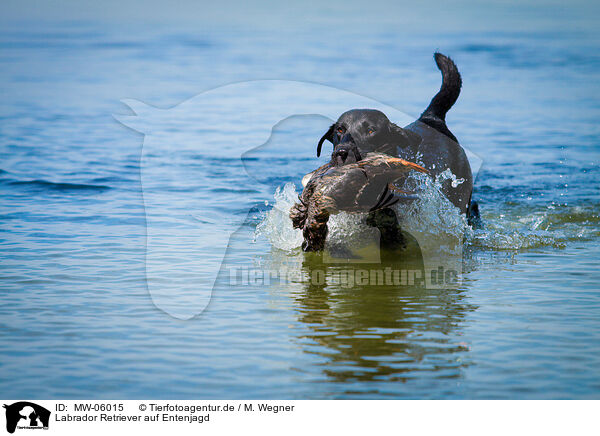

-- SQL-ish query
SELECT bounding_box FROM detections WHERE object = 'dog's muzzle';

[332,135,362,166]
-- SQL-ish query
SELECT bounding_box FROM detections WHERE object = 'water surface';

[1,2,599,398]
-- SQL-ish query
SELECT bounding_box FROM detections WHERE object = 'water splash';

[256,169,599,255]
[394,171,468,256]
[468,203,600,250]
[255,171,468,256]
[255,183,303,251]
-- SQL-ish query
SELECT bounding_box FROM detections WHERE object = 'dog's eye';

[337,128,344,134]
[368,128,374,135]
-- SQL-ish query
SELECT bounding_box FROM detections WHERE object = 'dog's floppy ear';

[389,123,421,149]
[317,124,336,157]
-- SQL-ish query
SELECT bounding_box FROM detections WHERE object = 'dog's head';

[317,109,421,157]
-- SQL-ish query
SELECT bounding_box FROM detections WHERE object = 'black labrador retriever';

[315,53,479,221]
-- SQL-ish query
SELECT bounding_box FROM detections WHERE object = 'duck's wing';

[319,156,427,212]
[369,184,420,211]
[301,162,335,187]
[354,156,428,210]
[317,167,368,211]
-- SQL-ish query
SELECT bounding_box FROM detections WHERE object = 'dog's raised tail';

[419,52,462,126]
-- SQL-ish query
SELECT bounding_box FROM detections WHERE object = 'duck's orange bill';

[386,158,429,174]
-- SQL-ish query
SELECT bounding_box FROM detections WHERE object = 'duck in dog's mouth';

[290,139,428,252]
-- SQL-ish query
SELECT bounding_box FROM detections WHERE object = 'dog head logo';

[115,80,481,320]
[3,402,50,434]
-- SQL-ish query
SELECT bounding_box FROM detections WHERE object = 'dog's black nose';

[332,143,362,166]
[336,149,349,161]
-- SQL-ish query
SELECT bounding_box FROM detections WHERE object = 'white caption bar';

[0,400,597,435]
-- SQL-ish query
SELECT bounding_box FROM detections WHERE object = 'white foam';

[255,183,303,251]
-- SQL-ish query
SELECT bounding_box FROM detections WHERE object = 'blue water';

[1,2,600,398]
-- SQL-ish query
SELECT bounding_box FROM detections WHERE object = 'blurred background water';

[1,0,599,398]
